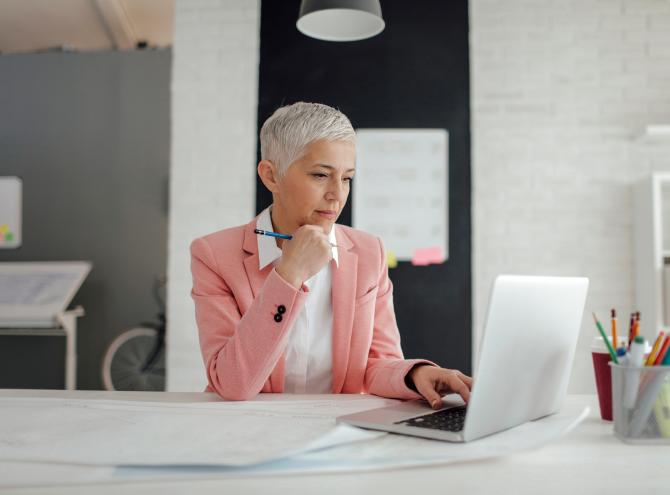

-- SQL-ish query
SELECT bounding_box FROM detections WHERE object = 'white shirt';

[256,206,338,394]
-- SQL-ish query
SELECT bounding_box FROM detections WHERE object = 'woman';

[190,102,472,409]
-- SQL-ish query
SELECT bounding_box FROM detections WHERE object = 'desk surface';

[1,390,666,495]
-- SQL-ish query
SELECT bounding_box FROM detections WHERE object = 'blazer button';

[277,305,286,314]
[274,313,283,323]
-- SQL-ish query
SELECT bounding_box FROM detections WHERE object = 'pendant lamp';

[297,0,385,42]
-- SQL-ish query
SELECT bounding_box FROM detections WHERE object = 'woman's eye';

[311,173,328,179]
[343,177,353,182]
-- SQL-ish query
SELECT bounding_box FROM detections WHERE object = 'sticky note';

[386,250,398,269]
[411,246,446,266]
[0,225,7,234]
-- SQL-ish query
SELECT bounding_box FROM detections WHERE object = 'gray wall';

[0,50,170,390]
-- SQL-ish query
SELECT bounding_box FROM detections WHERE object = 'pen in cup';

[611,309,618,351]
[592,313,618,364]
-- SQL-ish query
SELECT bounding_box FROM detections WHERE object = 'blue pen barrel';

[610,363,670,443]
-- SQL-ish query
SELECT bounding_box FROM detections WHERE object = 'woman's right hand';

[275,225,333,289]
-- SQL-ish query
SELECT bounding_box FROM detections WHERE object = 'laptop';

[337,275,589,442]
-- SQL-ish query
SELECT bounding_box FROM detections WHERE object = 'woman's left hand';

[409,365,473,409]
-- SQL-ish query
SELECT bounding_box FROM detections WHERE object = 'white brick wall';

[471,0,670,393]
[167,0,670,395]
[167,0,260,391]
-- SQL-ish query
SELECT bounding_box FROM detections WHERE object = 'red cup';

[592,350,613,421]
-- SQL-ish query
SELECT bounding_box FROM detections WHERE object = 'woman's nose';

[326,181,347,201]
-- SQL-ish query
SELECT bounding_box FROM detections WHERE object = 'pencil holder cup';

[610,363,670,444]
[591,337,626,420]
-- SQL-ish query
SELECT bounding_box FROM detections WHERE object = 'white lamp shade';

[297,0,385,42]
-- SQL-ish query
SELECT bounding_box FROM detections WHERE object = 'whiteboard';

[353,129,448,262]
[0,177,22,249]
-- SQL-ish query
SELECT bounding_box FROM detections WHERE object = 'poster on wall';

[0,176,22,249]
[352,129,448,264]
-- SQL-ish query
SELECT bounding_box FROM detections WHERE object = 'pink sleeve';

[364,237,438,400]
[190,237,308,400]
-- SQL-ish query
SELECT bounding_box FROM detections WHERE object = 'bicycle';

[101,277,166,391]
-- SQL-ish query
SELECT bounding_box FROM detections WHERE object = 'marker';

[592,313,618,364]
[624,335,646,409]
[254,228,292,240]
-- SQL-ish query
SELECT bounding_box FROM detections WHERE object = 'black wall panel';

[256,1,471,373]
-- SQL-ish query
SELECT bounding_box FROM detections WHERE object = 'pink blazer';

[190,217,435,401]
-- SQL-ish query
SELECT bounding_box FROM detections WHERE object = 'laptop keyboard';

[395,405,467,432]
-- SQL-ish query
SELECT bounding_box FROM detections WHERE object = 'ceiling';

[0,0,173,54]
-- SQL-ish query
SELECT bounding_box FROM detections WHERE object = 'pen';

[628,312,635,349]
[254,228,339,248]
[254,228,292,240]
[592,313,618,364]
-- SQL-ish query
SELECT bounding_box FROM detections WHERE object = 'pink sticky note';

[411,246,446,266]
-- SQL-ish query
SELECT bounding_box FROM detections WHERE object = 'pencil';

[646,331,666,366]
[611,309,618,350]
[628,312,636,349]
[653,336,670,366]
[593,313,619,364]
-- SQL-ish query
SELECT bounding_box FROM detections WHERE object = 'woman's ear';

[258,160,280,194]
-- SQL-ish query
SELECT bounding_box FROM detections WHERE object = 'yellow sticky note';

[0,225,8,234]
[386,250,398,269]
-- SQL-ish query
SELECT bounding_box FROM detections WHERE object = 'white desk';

[1,390,666,495]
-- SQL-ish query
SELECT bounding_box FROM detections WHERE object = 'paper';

[0,397,589,488]
[0,462,115,489]
[353,129,448,262]
[116,405,590,481]
[0,261,91,327]
[0,273,81,305]
[411,246,446,266]
[0,176,21,249]
[0,397,390,467]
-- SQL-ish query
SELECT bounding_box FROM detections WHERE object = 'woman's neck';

[269,205,294,249]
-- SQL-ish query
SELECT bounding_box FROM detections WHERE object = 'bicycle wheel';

[101,327,166,391]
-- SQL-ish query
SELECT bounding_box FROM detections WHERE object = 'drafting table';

[0,262,91,389]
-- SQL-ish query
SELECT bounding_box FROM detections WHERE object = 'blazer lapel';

[242,218,285,392]
[242,220,272,299]
[331,227,357,393]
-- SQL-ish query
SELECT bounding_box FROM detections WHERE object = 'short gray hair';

[260,102,356,176]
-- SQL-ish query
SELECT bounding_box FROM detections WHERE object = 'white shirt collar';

[256,206,338,270]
